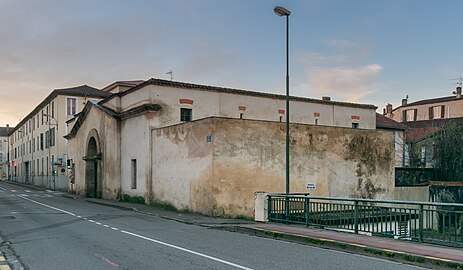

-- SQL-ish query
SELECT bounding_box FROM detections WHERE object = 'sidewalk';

[4,181,463,269]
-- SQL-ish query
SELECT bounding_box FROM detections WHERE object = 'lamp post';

[6,124,10,181]
[43,114,58,190]
[274,5,291,220]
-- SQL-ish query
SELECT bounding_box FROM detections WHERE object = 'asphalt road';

[0,182,426,270]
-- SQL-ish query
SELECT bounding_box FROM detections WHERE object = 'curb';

[0,242,24,270]
[0,249,10,270]
[3,181,46,192]
[222,226,463,270]
[82,199,198,225]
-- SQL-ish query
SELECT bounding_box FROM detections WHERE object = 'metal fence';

[268,194,463,247]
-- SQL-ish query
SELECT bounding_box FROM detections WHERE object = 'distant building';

[387,86,463,123]
[384,86,463,167]
[8,85,111,189]
[0,125,12,180]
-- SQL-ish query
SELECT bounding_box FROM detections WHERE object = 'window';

[49,128,55,147]
[67,98,77,116]
[279,116,283,122]
[240,113,243,119]
[45,130,49,148]
[429,105,445,119]
[180,108,192,122]
[315,119,318,125]
[421,146,426,165]
[131,159,137,189]
[51,101,55,118]
[41,157,44,175]
[352,123,359,129]
[403,109,417,122]
[40,133,44,150]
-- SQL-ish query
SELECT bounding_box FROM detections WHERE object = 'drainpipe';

[148,126,153,203]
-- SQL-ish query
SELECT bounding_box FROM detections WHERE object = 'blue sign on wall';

[206,135,212,143]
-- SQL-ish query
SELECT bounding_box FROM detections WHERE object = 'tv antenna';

[166,70,173,81]
[450,77,462,88]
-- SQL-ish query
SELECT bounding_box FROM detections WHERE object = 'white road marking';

[120,230,254,270]
[103,225,110,228]
[11,190,16,192]
[96,222,102,225]
[17,195,77,216]
[0,187,6,191]
[25,190,31,193]
[15,195,254,270]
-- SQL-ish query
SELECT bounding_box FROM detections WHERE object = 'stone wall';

[151,117,395,217]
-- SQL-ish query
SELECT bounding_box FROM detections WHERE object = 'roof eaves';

[102,78,377,110]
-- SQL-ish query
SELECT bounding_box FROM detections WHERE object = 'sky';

[1,0,463,126]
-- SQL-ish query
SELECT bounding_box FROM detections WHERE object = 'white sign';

[306,183,316,190]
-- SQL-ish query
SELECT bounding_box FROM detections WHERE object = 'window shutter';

[403,110,407,122]
[429,107,433,119]
[414,109,417,121]
[441,105,445,118]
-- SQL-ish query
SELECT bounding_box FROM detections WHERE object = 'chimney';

[383,108,386,114]
[456,86,462,99]
[386,103,393,114]
[401,98,407,106]
[322,96,331,101]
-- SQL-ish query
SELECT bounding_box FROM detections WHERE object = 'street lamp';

[274,6,291,194]
[274,5,291,220]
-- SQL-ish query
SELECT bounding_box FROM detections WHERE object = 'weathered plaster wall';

[120,112,158,200]
[151,117,395,217]
[111,84,376,130]
[67,105,121,200]
[211,119,394,217]
[151,119,214,213]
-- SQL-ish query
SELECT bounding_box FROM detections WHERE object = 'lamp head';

[274,6,291,16]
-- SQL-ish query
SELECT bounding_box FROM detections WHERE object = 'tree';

[433,122,463,182]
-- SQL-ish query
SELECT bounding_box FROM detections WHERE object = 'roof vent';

[322,96,331,101]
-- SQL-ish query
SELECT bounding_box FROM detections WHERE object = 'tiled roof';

[404,117,463,142]
[102,78,377,110]
[376,113,407,130]
[101,80,145,92]
[9,85,110,134]
[54,85,111,98]
[405,127,441,143]
[392,95,461,112]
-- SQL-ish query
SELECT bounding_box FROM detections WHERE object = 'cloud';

[303,64,383,101]
[294,37,381,102]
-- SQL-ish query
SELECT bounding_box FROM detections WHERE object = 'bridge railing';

[268,194,463,247]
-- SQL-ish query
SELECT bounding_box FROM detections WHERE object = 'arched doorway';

[84,131,102,198]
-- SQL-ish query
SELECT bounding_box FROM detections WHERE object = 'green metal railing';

[268,194,463,247]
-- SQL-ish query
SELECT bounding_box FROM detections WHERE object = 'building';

[65,78,401,217]
[375,113,407,167]
[384,86,463,167]
[386,86,463,123]
[0,125,12,180]
[8,85,111,189]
